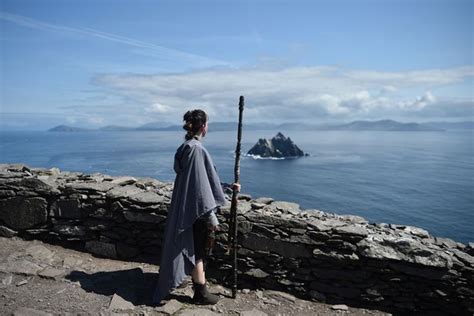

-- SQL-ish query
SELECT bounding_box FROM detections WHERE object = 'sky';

[0,0,473,130]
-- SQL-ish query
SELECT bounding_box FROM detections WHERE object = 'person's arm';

[208,208,219,227]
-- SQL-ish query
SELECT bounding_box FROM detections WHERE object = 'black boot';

[192,281,219,305]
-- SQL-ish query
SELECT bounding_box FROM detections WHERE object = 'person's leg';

[192,259,205,284]
[192,217,218,304]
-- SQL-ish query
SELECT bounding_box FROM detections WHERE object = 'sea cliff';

[0,163,472,315]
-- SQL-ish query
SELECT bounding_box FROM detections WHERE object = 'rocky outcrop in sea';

[247,132,307,158]
[0,163,472,315]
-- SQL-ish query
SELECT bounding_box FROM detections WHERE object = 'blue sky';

[1,0,473,130]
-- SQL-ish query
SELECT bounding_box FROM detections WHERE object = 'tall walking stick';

[229,96,244,298]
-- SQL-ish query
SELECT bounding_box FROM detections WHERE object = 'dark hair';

[182,109,208,140]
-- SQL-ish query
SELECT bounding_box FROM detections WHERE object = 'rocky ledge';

[0,163,473,315]
[247,132,307,158]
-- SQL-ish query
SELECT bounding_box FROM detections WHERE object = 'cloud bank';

[90,65,473,124]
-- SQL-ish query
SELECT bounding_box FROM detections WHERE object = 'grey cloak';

[152,138,227,304]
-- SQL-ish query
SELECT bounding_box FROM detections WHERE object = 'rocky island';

[247,132,308,158]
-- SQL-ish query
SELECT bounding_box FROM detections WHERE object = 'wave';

[244,153,304,160]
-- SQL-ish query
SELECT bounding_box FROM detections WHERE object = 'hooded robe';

[152,138,227,303]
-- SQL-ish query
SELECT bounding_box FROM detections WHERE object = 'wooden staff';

[229,96,244,298]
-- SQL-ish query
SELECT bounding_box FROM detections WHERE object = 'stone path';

[0,236,390,315]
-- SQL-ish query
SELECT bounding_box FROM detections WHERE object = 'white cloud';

[145,102,172,114]
[91,65,473,123]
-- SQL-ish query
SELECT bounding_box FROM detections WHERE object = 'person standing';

[152,109,240,305]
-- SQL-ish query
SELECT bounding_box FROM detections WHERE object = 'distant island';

[247,132,308,158]
[47,119,474,132]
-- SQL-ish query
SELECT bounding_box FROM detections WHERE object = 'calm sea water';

[1,130,473,243]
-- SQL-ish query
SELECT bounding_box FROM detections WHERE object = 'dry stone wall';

[0,163,472,315]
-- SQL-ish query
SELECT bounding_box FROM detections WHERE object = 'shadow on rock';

[65,267,161,306]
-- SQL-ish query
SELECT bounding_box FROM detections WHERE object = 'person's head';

[182,109,208,140]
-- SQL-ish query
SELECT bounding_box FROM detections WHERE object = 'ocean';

[1,129,473,244]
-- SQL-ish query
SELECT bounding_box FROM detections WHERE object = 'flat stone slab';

[128,191,165,204]
[25,245,56,263]
[0,225,18,237]
[106,185,143,199]
[331,304,349,311]
[107,293,135,311]
[0,259,44,276]
[65,182,116,192]
[333,225,368,237]
[157,299,183,315]
[272,201,300,213]
[38,267,66,280]
[253,197,274,204]
[62,256,84,268]
[110,176,137,186]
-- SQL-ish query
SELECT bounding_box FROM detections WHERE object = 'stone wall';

[0,163,472,315]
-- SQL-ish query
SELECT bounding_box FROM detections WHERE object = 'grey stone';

[331,304,349,311]
[238,193,252,201]
[0,190,16,197]
[158,299,183,315]
[333,225,368,238]
[53,224,87,237]
[253,197,274,204]
[245,268,269,278]
[65,181,115,192]
[452,249,474,267]
[107,293,135,311]
[251,202,266,209]
[38,267,65,280]
[129,191,165,204]
[25,245,56,263]
[435,237,459,249]
[357,235,453,268]
[237,201,252,214]
[0,197,48,229]
[110,176,137,186]
[85,240,117,258]
[0,259,43,276]
[403,226,430,239]
[62,256,83,268]
[16,279,29,286]
[313,248,359,261]
[272,201,300,213]
[339,214,368,224]
[13,307,53,316]
[435,289,447,297]
[320,218,347,228]
[106,185,143,199]
[242,233,312,258]
[123,210,166,224]
[50,199,82,219]
[0,225,18,237]
[17,177,58,195]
